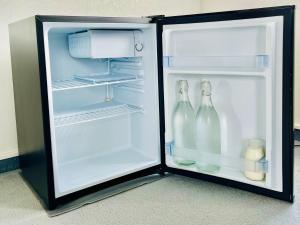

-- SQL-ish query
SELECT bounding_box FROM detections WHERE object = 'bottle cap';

[248,138,265,148]
[177,80,189,93]
[201,80,212,96]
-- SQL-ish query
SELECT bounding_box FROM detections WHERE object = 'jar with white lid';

[244,138,265,181]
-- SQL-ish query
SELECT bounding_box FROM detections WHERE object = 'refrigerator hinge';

[145,15,165,23]
[158,165,166,176]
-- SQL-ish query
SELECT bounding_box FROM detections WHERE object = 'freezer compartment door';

[159,6,294,201]
[68,30,143,58]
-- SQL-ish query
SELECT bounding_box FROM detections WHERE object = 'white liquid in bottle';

[244,139,265,181]
[172,80,196,165]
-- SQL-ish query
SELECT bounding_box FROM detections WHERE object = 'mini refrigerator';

[9,6,294,210]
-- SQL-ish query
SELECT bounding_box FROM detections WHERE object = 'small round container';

[244,138,265,181]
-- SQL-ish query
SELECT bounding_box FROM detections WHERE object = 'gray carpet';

[0,149,299,225]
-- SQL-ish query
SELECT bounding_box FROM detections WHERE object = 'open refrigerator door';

[162,16,285,192]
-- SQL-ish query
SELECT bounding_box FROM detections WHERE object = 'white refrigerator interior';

[163,16,284,191]
[43,22,161,197]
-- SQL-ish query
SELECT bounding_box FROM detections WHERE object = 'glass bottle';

[172,80,196,165]
[196,80,221,173]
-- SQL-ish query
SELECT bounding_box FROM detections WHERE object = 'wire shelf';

[52,75,143,92]
[55,102,143,127]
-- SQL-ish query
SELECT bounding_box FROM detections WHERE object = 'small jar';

[244,138,265,181]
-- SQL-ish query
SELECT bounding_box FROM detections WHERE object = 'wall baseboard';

[294,124,300,130]
[295,129,300,141]
[0,149,18,161]
[0,156,19,173]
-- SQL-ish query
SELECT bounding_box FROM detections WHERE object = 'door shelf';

[166,155,267,188]
[165,142,269,188]
[165,68,266,77]
[166,143,268,173]
[52,74,143,92]
[163,55,268,76]
[54,101,143,127]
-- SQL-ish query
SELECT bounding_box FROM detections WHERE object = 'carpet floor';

[0,149,299,225]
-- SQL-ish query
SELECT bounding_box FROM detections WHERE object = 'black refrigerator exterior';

[9,5,294,210]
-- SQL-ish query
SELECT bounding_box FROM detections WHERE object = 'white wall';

[4,0,296,161]
[0,0,201,160]
[200,0,300,129]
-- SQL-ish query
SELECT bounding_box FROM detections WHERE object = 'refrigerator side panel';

[281,7,294,201]
[153,18,166,170]
[9,17,55,209]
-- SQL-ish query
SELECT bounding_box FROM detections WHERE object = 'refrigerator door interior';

[160,7,294,198]
[42,19,161,198]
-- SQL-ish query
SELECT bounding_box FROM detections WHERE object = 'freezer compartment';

[47,26,145,89]
[68,30,143,58]
[44,22,160,197]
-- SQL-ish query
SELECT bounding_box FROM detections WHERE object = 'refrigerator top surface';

[36,15,152,24]
[157,5,294,25]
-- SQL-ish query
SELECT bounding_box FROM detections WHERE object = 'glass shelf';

[54,101,143,128]
[52,74,143,92]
